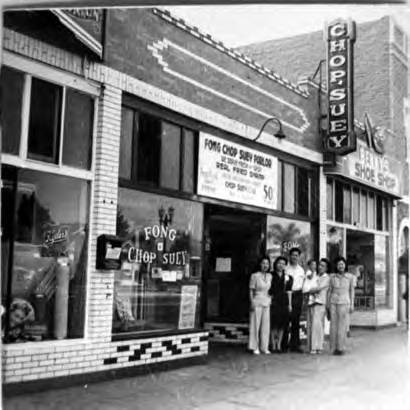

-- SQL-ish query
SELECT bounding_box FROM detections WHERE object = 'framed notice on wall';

[197,133,278,209]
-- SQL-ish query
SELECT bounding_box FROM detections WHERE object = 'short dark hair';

[319,258,330,273]
[334,256,347,271]
[273,256,288,272]
[307,259,316,266]
[289,247,301,256]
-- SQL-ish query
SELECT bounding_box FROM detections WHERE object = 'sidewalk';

[3,326,409,410]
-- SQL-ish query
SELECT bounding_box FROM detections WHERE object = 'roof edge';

[154,7,309,99]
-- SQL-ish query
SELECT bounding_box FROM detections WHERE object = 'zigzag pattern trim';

[152,8,309,98]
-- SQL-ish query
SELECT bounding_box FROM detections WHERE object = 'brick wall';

[239,16,408,198]
[104,8,321,152]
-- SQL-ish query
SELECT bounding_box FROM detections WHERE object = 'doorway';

[346,230,375,310]
[203,205,265,323]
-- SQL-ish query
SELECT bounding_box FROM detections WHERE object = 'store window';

[119,105,196,194]
[0,69,94,170]
[343,185,351,224]
[0,66,24,155]
[297,168,310,217]
[327,178,392,233]
[1,167,90,343]
[374,234,390,307]
[326,225,344,271]
[62,89,94,169]
[335,181,344,223]
[283,163,295,214]
[266,215,314,266]
[352,188,360,226]
[277,161,317,218]
[113,189,203,336]
[327,178,334,220]
[28,78,62,163]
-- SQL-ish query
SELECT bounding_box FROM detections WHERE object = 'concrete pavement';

[3,326,409,410]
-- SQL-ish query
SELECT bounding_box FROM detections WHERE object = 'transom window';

[276,160,317,218]
[1,65,94,171]
[327,177,391,231]
[119,102,197,194]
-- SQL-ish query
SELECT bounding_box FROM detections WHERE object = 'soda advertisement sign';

[197,133,278,210]
[324,19,357,155]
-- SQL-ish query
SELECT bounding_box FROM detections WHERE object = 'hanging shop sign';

[324,19,357,155]
[324,138,401,197]
[197,133,278,210]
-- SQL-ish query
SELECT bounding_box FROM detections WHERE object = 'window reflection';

[1,168,89,342]
[114,189,203,335]
[266,215,314,266]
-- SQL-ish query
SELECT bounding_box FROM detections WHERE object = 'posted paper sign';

[178,285,198,329]
[197,133,278,209]
[215,257,231,272]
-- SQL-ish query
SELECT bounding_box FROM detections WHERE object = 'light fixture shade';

[274,129,286,139]
[254,117,286,141]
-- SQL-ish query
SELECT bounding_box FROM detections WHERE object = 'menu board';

[197,133,278,209]
[178,285,198,329]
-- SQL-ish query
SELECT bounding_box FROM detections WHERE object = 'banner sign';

[197,133,278,209]
[324,139,401,196]
[324,19,356,155]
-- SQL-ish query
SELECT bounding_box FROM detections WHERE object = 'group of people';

[248,247,355,356]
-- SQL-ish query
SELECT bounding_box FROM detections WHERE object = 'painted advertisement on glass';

[374,234,388,307]
[266,215,313,268]
[114,189,203,334]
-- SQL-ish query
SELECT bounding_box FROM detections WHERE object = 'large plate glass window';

[266,215,314,266]
[113,189,203,336]
[1,167,90,343]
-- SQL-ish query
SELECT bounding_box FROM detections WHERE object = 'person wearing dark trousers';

[286,247,306,353]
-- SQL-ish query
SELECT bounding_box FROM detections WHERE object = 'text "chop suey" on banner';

[324,18,356,155]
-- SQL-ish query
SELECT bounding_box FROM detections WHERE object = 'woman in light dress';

[303,258,330,354]
[248,256,272,355]
[327,256,355,355]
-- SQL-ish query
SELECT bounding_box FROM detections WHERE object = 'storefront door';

[203,206,265,323]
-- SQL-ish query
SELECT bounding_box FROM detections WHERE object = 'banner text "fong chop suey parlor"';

[197,133,278,209]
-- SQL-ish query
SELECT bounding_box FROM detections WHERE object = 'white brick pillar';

[319,166,327,259]
[87,84,122,341]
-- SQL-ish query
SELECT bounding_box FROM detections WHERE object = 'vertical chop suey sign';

[197,133,278,209]
[324,19,357,155]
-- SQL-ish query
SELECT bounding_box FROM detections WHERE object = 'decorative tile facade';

[204,322,309,344]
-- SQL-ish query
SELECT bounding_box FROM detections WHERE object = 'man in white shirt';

[286,247,306,353]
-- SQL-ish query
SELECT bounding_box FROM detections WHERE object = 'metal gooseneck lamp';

[253,117,286,142]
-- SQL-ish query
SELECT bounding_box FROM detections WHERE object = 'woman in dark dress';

[270,256,293,352]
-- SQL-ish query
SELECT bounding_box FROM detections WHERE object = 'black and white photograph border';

[0,1,409,409]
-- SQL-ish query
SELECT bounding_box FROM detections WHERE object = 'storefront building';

[324,133,402,326]
[1,8,323,390]
[241,15,409,327]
